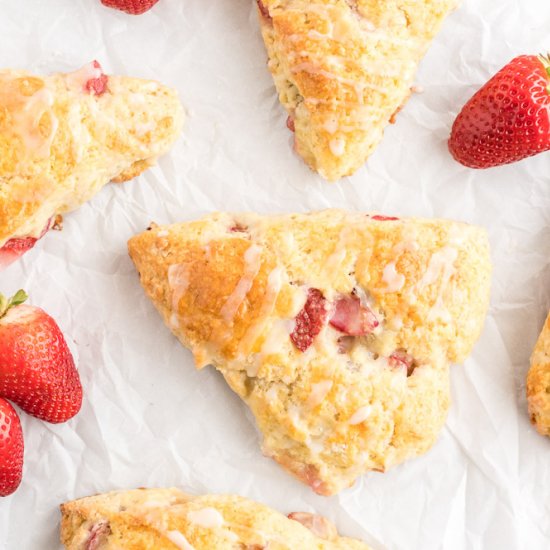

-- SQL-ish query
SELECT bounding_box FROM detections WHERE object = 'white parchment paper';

[1,0,550,548]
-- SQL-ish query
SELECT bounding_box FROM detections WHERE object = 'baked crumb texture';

[60,487,372,549]
[0,64,184,247]
[256,0,458,180]
[527,311,550,437]
[128,210,491,496]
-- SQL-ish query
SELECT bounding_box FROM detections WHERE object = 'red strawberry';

[290,288,328,352]
[100,0,160,15]
[0,291,82,423]
[0,219,51,271]
[329,295,379,336]
[449,55,550,168]
[0,398,24,497]
[85,61,109,96]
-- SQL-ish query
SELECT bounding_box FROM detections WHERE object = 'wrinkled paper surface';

[1,0,550,548]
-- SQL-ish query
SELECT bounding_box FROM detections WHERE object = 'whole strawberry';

[0,290,82,424]
[0,397,24,497]
[449,55,550,168]
[101,0,160,15]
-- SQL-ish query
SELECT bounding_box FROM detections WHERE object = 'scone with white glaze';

[128,210,491,495]
[0,61,184,269]
[527,311,550,436]
[256,0,458,180]
[60,487,372,549]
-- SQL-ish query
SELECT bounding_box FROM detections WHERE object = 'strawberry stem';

[539,54,550,94]
[0,289,28,319]
[538,53,550,78]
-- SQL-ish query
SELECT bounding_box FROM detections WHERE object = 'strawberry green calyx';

[0,290,28,319]
[538,54,550,91]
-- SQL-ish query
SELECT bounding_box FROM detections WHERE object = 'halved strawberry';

[329,295,379,336]
[0,397,24,497]
[290,289,328,352]
[0,291,82,423]
[449,54,550,168]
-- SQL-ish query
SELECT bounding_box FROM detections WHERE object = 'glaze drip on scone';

[60,488,372,549]
[255,0,459,180]
[128,210,491,495]
[0,62,184,267]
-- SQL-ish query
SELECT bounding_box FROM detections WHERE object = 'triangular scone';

[0,62,184,267]
[60,488,372,549]
[256,0,458,180]
[527,311,550,437]
[128,210,491,495]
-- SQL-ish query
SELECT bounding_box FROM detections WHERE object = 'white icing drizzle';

[323,119,339,134]
[266,386,279,403]
[143,498,175,508]
[166,530,195,550]
[187,508,224,529]
[307,380,333,408]
[288,404,307,431]
[349,406,372,425]
[135,121,156,137]
[170,313,180,329]
[306,435,326,455]
[220,244,263,324]
[417,246,458,323]
[329,137,345,157]
[393,237,420,255]
[418,247,458,289]
[168,264,190,311]
[291,62,388,96]
[323,225,354,286]
[237,266,286,368]
[259,318,295,357]
[129,92,146,105]
[66,101,91,162]
[12,86,58,158]
[381,262,405,293]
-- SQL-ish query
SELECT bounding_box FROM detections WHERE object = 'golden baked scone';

[60,487,372,549]
[128,210,491,495]
[0,61,184,268]
[256,0,458,180]
[527,311,550,436]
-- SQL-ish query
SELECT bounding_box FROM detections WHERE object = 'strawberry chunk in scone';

[0,219,52,270]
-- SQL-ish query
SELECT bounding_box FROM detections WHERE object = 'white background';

[1,0,550,548]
